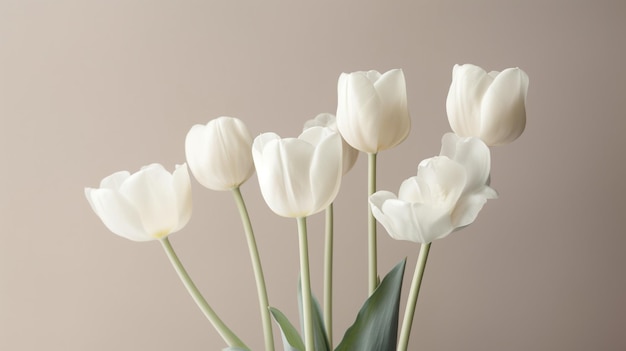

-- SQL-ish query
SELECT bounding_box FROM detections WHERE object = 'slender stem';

[368,152,378,295]
[397,243,432,351]
[297,217,314,351]
[231,187,274,351]
[323,203,334,347]
[159,237,248,350]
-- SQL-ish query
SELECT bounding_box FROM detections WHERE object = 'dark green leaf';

[334,259,406,351]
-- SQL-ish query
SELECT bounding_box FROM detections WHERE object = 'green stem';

[297,217,315,351]
[159,237,248,350]
[232,187,274,351]
[368,152,378,295]
[324,203,334,348]
[397,243,432,351]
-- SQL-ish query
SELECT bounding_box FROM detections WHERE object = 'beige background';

[1,0,625,350]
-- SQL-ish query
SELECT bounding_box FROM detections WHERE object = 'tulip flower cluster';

[85,63,528,351]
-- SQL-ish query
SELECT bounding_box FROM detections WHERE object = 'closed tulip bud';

[185,117,255,191]
[336,69,411,153]
[252,128,343,218]
[446,64,529,146]
[369,133,497,244]
[85,163,192,241]
[303,113,359,175]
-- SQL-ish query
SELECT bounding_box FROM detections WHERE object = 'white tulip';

[446,64,529,146]
[303,113,359,175]
[185,117,254,191]
[85,163,192,241]
[369,133,497,244]
[336,69,411,153]
[252,128,343,218]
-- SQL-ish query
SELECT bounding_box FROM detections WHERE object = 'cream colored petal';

[171,164,192,233]
[451,185,498,228]
[446,64,494,138]
[99,171,130,190]
[440,133,491,193]
[253,135,315,217]
[382,199,453,244]
[308,131,343,215]
[480,67,529,146]
[185,123,214,187]
[185,117,254,191]
[303,114,359,175]
[119,164,179,238]
[373,69,411,151]
[303,113,336,131]
[336,72,382,153]
[369,191,411,241]
[398,176,423,203]
[415,156,466,209]
[84,187,150,241]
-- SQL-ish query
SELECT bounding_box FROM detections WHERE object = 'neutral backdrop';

[1,1,625,350]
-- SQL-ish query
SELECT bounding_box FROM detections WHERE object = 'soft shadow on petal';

[480,67,529,146]
[446,64,494,138]
[398,176,423,203]
[441,135,491,192]
[85,188,149,241]
[119,164,179,237]
[254,135,315,217]
[309,132,343,215]
[409,202,455,243]
[371,193,417,242]
[172,164,192,233]
[346,73,382,153]
[451,186,497,228]
[99,171,130,190]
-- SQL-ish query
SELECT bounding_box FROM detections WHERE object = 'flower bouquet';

[85,64,528,351]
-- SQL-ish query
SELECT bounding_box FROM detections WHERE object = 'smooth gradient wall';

[1,1,625,350]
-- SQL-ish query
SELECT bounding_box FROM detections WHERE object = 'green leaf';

[334,259,407,351]
[270,306,305,351]
[298,280,331,351]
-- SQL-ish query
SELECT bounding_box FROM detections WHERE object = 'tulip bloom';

[446,64,529,146]
[303,113,359,175]
[369,133,497,244]
[185,117,255,191]
[85,163,192,241]
[252,127,343,218]
[336,69,411,153]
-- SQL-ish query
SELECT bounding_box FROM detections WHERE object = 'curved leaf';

[335,259,406,351]
[298,280,330,351]
[270,306,305,351]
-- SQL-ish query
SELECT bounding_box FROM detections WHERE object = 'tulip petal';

[397,176,423,203]
[415,156,466,209]
[185,117,254,191]
[254,135,315,217]
[369,191,408,241]
[119,164,179,238]
[446,64,494,138]
[309,131,342,214]
[373,69,411,151]
[451,185,498,228]
[440,133,491,193]
[99,171,130,190]
[480,67,529,145]
[347,72,383,152]
[84,188,150,241]
[172,164,192,233]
